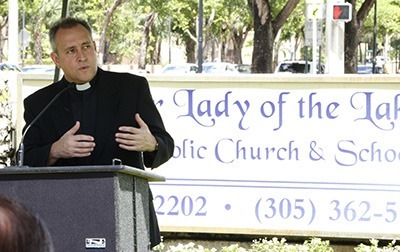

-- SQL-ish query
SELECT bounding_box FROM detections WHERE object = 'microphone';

[17,83,76,166]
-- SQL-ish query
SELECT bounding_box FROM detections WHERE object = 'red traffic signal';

[332,3,352,22]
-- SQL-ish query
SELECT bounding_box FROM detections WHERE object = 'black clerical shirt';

[68,83,97,138]
[65,81,97,165]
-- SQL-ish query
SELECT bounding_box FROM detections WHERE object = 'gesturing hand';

[47,121,95,165]
[115,113,158,152]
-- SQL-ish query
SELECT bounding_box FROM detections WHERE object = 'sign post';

[305,0,323,74]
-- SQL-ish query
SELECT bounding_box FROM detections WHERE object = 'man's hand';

[47,121,95,165]
[115,113,158,152]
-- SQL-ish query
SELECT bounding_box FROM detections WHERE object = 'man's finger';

[135,113,148,129]
[68,121,81,135]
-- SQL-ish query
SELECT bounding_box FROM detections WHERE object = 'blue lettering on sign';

[215,138,300,163]
[260,92,290,131]
[298,92,339,119]
[335,140,400,166]
[351,92,400,131]
[173,89,250,130]
[173,139,207,159]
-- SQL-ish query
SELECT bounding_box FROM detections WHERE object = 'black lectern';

[0,165,165,252]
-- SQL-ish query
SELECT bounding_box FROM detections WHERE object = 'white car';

[0,63,20,72]
[21,65,57,74]
[275,61,324,74]
[202,62,238,74]
[161,63,198,74]
[366,56,390,67]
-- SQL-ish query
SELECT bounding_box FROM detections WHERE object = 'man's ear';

[50,52,61,68]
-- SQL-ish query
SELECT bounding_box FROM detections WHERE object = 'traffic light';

[332,3,352,22]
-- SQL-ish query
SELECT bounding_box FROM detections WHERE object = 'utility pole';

[372,0,377,74]
[197,0,203,73]
[8,0,19,65]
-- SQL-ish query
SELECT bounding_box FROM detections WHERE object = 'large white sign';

[149,83,400,239]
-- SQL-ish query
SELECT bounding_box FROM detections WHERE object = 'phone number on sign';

[154,194,400,224]
[255,197,398,224]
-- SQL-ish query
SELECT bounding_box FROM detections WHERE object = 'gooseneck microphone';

[17,83,76,166]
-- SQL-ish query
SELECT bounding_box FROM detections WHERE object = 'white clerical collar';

[76,82,91,91]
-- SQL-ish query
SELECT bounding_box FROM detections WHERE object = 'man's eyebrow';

[64,45,76,52]
[63,41,91,52]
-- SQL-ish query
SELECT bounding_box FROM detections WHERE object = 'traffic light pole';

[325,0,345,74]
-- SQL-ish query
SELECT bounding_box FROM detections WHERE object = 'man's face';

[50,24,98,84]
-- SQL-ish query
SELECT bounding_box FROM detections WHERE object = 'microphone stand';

[17,84,75,166]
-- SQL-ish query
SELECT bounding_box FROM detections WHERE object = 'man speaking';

[19,17,174,249]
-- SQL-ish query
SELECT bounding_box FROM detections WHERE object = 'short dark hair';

[0,194,54,252]
[49,17,93,52]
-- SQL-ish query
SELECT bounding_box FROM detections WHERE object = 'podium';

[0,165,165,251]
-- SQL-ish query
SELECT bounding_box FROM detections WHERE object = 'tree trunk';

[33,30,43,64]
[344,22,360,73]
[273,29,282,69]
[185,36,196,63]
[98,0,123,65]
[232,35,243,64]
[252,20,274,72]
[138,12,157,70]
[344,0,375,73]
[249,0,300,73]
[231,25,251,64]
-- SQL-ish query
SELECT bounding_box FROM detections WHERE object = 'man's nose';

[76,49,87,61]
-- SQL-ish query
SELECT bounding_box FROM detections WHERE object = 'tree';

[22,0,61,64]
[0,0,8,62]
[162,0,205,64]
[131,0,175,68]
[97,0,124,65]
[356,0,400,71]
[164,0,252,65]
[274,3,305,66]
[216,0,252,64]
[248,0,301,73]
[167,0,198,63]
[138,11,157,69]
[344,0,376,73]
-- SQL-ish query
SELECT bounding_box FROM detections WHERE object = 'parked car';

[21,65,56,74]
[161,63,198,74]
[275,60,324,74]
[357,65,383,74]
[366,56,390,67]
[202,62,238,74]
[236,64,252,74]
[0,62,21,72]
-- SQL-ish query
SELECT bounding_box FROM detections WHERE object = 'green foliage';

[3,0,399,67]
[0,77,15,167]
[249,237,333,252]
[20,0,62,63]
[360,0,400,46]
[355,239,400,252]
[158,241,218,252]
[154,237,334,252]
[155,238,400,252]
[220,244,247,252]
[0,0,7,15]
